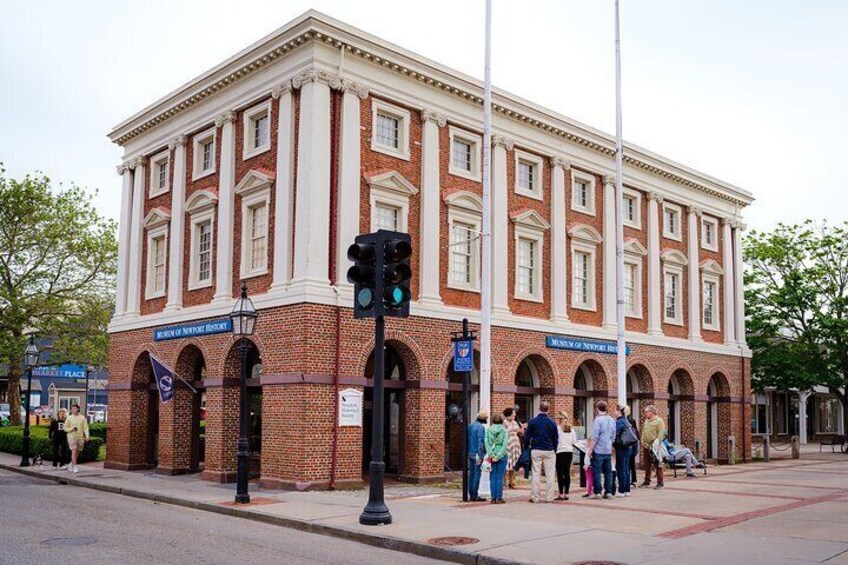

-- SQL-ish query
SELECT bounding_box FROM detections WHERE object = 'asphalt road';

[0,470,448,565]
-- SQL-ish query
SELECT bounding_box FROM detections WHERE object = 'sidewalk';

[2,452,848,564]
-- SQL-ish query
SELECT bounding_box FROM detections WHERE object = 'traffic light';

[381,232,412,318]
[347,230,413,319]
[347,233,378,319]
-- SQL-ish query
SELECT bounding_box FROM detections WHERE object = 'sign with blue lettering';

[32,364,87,379]
[545,336,631,355]
[454,340,474,372]
[153,318,232,341]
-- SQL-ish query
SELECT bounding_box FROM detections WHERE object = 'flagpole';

[614,0,627,408]
[479,0,493,418]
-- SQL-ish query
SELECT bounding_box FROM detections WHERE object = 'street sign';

[454,340,474,372]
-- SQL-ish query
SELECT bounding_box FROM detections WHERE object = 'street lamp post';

[84,365,95,419]
[20,335,40,467]
[230,282,257,504]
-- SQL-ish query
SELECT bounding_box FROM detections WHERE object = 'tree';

[0,166,117,423]
[745,221,848,434]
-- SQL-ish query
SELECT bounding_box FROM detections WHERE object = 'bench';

[819,435,846,453]
[665,454,707,478]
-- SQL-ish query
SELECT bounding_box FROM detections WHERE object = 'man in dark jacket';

[525,401,558,503]
[467,409,488,501]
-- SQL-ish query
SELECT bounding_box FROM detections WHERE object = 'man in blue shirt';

[467,409,488,501]
[526,401,559,503]
[587,400,616,499]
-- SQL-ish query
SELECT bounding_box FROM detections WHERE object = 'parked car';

[87,404,107,423]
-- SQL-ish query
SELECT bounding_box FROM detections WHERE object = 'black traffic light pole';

[451,318,476,502]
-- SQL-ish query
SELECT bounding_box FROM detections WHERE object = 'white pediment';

[661,249,689,266]
[444,190,483,213]
[143,207,171,227]
[234,169,275,196]
[511,209,551,231]
[700,259,725,275]
[366,170,419,196]
[567,223,602,243]
[624,238,648,256]
[185,189,218,213]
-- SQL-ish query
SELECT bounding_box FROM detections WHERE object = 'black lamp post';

[230,282,257,504]
[84,365,95,420]
[20,335,40,467]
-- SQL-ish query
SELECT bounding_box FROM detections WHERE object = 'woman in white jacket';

[555,411,577,500]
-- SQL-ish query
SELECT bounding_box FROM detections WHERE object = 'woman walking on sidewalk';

[485,413,509,504]
[48,408,70,470]
[555,412,576,500]
[64,404,89,473]
[503,407,523,489]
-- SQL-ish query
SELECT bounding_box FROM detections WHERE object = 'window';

[149,151,169,197]
[623,189,641,229]
[59,397,81,411]
[664,271,681,324]
[367,170,419,233]
[145,222,168,300]
[151,236,166,293]
[448,127,481,181]
[574,251,591,308]
[445,191,483,292]
[192,127,216,180]
[186,190,217,291]
[450,222,475,285]
[703,280,716,327]
[375,203,400,231]
[512,210,549,302]
[569,224,602,311]
[751,394,768,435]
[235,169,273,279]
[243,101,272,160]
[622,239,647,318]
[517,238,536,296]
[514,149,544,200]
[624,263,637,316]
[816,397,841,434]
[248,204,267,272]
[663,203,683,240]
[197,220,212,283]
[701,216,719,251]
[371,100,411,160]
[571,171,596,215]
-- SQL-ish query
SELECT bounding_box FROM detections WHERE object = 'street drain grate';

[428,536,479,547]
[42,537,97,547]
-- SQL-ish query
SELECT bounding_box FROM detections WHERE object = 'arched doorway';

[707,373,731,459]
[445,351,480,471]
[175,345,207,473]
[364,343,407,475]
[132,352,158,469]
[573,360,607,439]
[667,369,694,446]
[515,358,541,424]
[627,364,654,429]
[223,339,263,478]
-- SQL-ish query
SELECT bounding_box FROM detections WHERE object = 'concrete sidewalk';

[2,452,848,564]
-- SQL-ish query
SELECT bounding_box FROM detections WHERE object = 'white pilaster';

[734,222,747,346]
[270,81,296,292]
[291,68,333,291]
[491,135,512,316]
[602,175,616,330]
[646,192,663,336]
[164,136,187,312]
[114,162,134,320]
[125,157,146,318]
[419,108,446,307]
[212,110,236,303]
[722,218,736,345]
[687,206,702,341]
[550,157,569,324]
[798,390,811,444]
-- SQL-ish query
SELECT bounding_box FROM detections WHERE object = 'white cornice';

[108,10,753,208]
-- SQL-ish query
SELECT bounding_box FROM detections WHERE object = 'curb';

[0,463,523,565]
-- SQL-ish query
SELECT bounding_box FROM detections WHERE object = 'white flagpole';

[614,0,627,408]
[480,0,493,418]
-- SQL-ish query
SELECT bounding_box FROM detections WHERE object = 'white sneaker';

[60,464,67,470]
[66,465,72,472]
[624,492,631,497]
[72,466,79,473]
[615,493,626,498]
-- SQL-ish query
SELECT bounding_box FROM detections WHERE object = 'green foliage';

[0,425,103,463]
[88,423,107,441]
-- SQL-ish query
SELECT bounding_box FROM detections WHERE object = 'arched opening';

[515,358,541,424]
[175,345,207,473]
[363,343,408,476]
[224,339,263,478]
[573,360,607,439]
[627,364,654,429]
[667,369,694,446]
[132,352,158,469]
[445,351,480,471]
[707,373,731,460]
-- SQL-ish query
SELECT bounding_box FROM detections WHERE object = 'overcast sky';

[1,0,845,232]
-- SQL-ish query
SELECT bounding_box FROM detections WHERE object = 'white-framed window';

[623,188,641,229]
[701,216,719,252]
[512,210,549,302]
[196,218,213,285]
[59,397,81,411]
[624,261,638,317]
[568,224,602,311]
[517,237,537,297]
[149,151,170,197]
[239,196,270,279]
[445,191,483,292]
[816,397,841,434]
[192,127,217,181]
[367,170,419,233]
[702,277,719,330]
[145,226,168,300]
[663,268,683,324]
[663,202,683,240]
[571,170,596,215]
[514,149,544,200]
[371,99,410,160]
[186,190,218,290]
[242,101,272,160]
[449,126,481,181]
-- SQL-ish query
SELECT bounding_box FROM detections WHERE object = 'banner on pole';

[454,340,474,372]
[149,353,175,403]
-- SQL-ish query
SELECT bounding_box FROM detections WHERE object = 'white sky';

[1,0,846,231]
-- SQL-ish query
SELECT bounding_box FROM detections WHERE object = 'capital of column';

[270,80,293,99]
[168,135,187,151]
[721,217,733,226]
[214,110,236,127]
[736,221,747,232]
[420,108,447,127]
[688,205,702,217]
[131,156,147,169]
[116,161,131,175]
[491,134,514,151]
[340,78,369,99]
[602,174,616,189]
[291,66,340,90]
[647,191,664,203]
[549,156,571,170]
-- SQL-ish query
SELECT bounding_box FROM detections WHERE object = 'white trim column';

[270,81,296,292]
[419,108,446,307]
[290,67,333,291]
[125,157,145,318]
[114,161,134,320]
[687,206,702,341]
[734,222,747,346]
[550,156,569,324]
[798,390,811,444]
[646,191,663,336]
[491,135,512,317]
[722,218,736,345]
[165,135,187,312]
[212,110,236,303]
[602,175,616,330]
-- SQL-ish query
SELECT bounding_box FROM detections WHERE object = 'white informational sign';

[339,388,363,427]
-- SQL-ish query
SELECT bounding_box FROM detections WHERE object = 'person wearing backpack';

[613,404,637,497]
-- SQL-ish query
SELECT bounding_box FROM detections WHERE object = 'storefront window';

[751,394,768,434]
[816,397,840,434]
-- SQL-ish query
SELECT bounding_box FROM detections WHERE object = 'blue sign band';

[453,340,474,372]
[154,318,233,341]
[545,335,631,355]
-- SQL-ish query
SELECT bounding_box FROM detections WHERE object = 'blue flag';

[149,353,175,403]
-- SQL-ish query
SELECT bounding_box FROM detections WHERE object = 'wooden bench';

[819,435,846,453]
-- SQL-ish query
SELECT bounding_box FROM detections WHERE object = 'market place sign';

[153,318,232,341]
[545,335,631,355]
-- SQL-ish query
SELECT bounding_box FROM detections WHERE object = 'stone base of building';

[201,470,238,484]
[258,477,365,491]
[104,461,151,472]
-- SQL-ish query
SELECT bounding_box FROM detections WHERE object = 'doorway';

[445,354,479,471]
[363,345,406,475]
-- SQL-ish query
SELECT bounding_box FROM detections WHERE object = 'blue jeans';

[615,445,632,494]
[468,456,483,500]
[489,457,507,501]
[591,453,613,495]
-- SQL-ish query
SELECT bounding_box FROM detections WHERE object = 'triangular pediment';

[700,259,724,275]
[185,189,219,213]
[235,169,275,196]
[624,238,648,256]
[567,223,602,243]
[661,249,689,266]
[143,207,171,227]
[511,209,550,231]
[366,170,419,196]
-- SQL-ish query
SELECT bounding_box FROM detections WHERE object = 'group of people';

[47,403,90,473]
[467,400,703,503]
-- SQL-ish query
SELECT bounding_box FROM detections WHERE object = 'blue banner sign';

[32,364,87,379]
[149,353,175,403]
[453,340,474,372]
[545,336,631,355]
[153,318,232,341]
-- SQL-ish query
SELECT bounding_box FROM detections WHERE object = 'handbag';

[481,457,492,473]
[620,420,638,447]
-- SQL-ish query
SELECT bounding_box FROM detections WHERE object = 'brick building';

[105,11,754,488]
